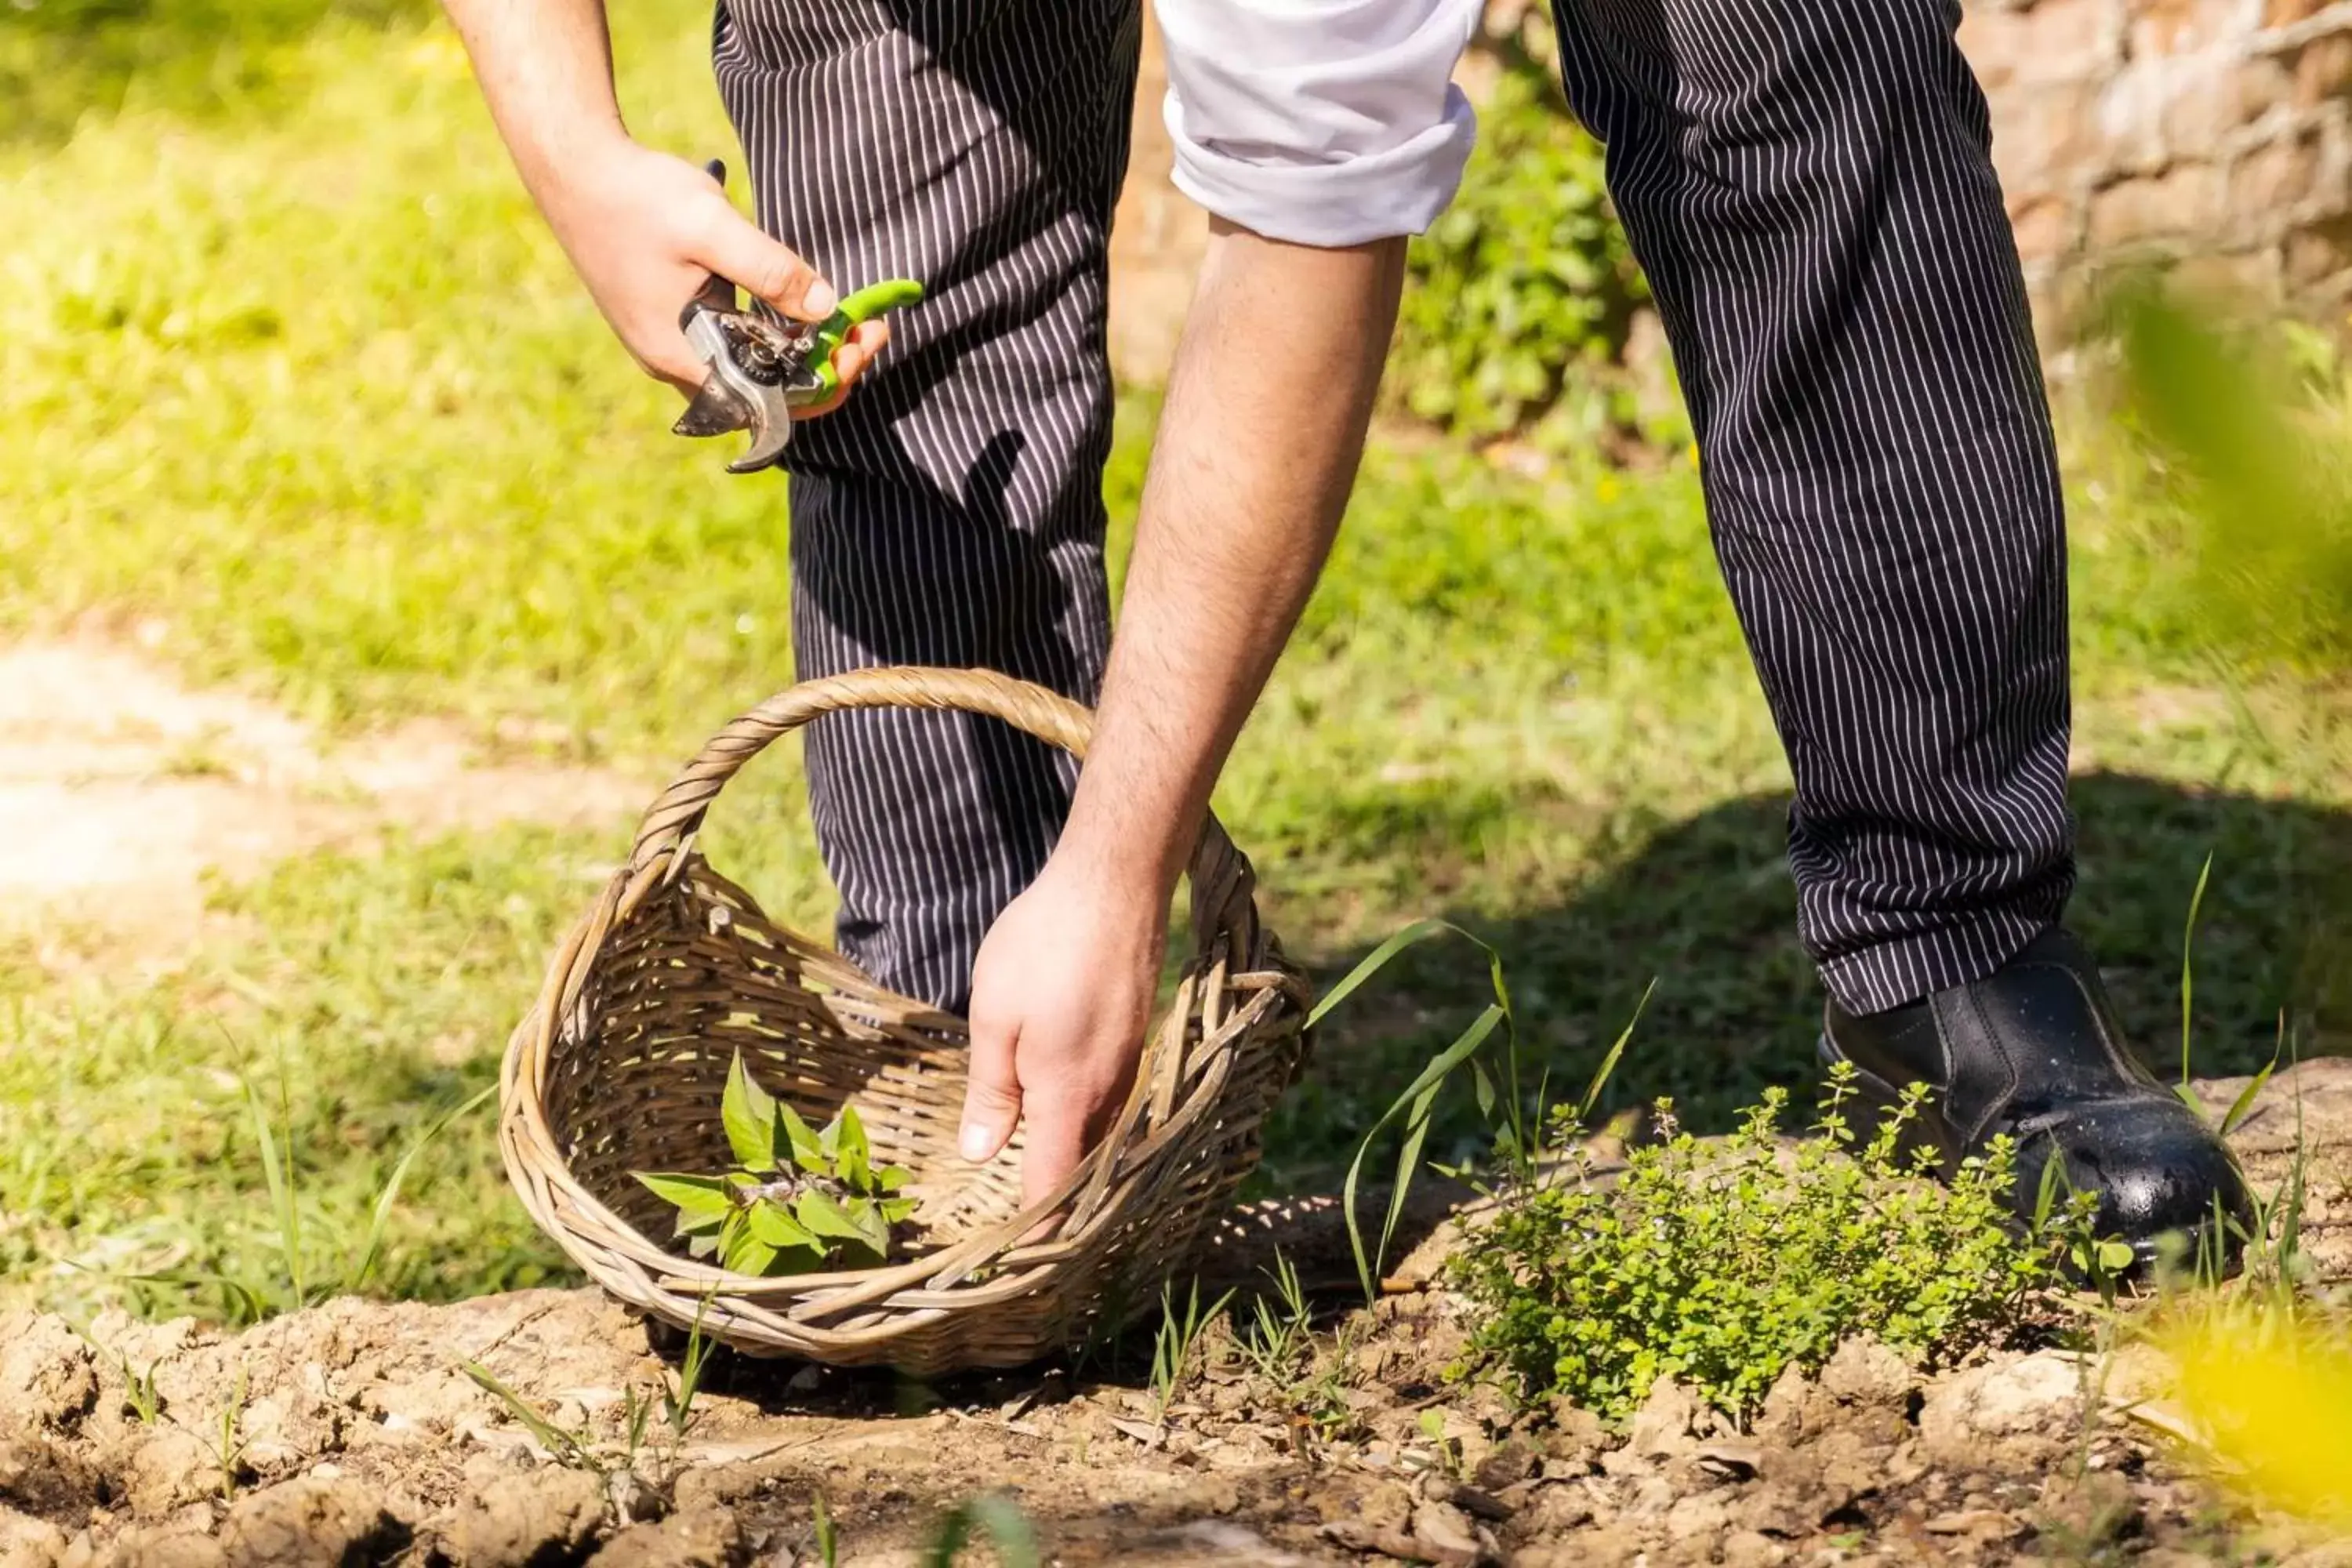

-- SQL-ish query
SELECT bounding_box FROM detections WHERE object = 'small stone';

[1918,1352,2085,1470]
[1819,1339,1914,1410]
[1410,1501,1481,1562]
[1522,1482,1597,1536]
[1719,1528,1789,1568]
[1664,1490,1733,1541]
[1753,1364,1816,1443]
[1626,1378,1703,1460]
[1542,1403,1606,1470]
[1471,1437,1539,1491]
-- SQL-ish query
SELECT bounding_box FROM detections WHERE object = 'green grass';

[0,0,2343,1319]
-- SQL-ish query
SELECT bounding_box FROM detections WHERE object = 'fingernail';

[960,1122,993,1162]
[804,280,839,318]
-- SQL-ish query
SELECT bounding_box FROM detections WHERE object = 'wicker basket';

[499,666,1313,1374]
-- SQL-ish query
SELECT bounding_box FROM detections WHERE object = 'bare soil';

[0,636,646,972]
[0,1062,2344,1568]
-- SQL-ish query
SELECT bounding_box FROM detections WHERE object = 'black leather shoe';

[1819,926,2254,1276]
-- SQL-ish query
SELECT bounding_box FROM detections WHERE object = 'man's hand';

[440,0,884,411]
[537,142,889,402]
[957,854,1165,1214]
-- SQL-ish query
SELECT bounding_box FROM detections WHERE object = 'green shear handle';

[794,278,926,405]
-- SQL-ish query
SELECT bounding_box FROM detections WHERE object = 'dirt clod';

[0,1319,96,1432]
[106,1528,226,1568]
[1624,1378,1704,1461]
[434,1468,607,1568]
[582,1507,741,1568]
[217,1477,403,1567]
[0,1436,100,1522]
[1917,1352,2085,1470]
[0,1508,67,1568]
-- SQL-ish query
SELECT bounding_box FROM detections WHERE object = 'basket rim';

[497,666,1312,1363]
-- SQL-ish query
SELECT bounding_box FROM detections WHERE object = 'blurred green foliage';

[0,0,430,144]
[2109,285,2352,677]
[1388,20,1670,454]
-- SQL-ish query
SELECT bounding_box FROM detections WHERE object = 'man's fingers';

[698,207,837,321]
[790,321,891,420]
[1016,1091,1095,1214]
[959,1013,1023,1166]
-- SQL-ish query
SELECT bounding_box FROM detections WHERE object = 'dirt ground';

[0,634,644,971]
[4,634,2349,1566]
[0,1057,2344,1568]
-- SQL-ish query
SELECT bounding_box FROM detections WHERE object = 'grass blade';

[1342,1003,1504,1301]
[2179,851,2215,1115]
[244,1080,303,1310]
[1580,977,1657,1123]
[462,1360,594,1469]
[1308,917,1480,1029]
[350,1083,495,1293]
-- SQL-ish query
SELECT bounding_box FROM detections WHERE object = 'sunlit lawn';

[0,0,2343,1322]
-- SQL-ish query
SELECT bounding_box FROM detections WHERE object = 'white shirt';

[1156,0,1482,249]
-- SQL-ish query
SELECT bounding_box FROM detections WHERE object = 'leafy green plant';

[216,1363,251,1502]
[812,1496,840,1568]
[1454,1065,2080,1422]
[1388,36,1660,451]
[120,1356,162,1426]
[1150,1278,1233,1421]
[1236,1250,1313,1383]
[633,1052,915,1277]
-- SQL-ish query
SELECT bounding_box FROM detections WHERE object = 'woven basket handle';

[626,666,1257,949]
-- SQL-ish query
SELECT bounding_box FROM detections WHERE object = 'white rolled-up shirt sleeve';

[1157,0,1481,248]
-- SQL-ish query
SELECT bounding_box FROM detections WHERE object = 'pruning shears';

[671,164,924,474]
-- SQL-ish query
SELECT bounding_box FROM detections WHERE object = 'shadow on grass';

[1263,770,2351,1190]
[2,0,429,147]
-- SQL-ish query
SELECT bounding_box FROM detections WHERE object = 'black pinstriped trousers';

[712,0,2074,1019]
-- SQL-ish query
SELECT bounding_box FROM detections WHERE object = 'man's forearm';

[441,0,628,195]
[1060,221,1406,897]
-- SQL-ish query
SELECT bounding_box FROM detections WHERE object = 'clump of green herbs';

[1388,34,1661,452]
[633,1052,914,1277]
[1453,1064,2078,1423]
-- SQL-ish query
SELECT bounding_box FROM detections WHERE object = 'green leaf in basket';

[777,1100,825,1168]
[721,1224,779,1277]
[635,1171,735,1220]
[723,1051,779,1171]
[746,1198,818,1250]
[880,1196,916,1225]
[851,1201,892,1257]
[831,1103,871,1178]
[794,1190,869,1243]
[877,1165,913,1192]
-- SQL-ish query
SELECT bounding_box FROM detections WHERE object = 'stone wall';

[1106,0,2352,383]
[1965,0,2352,336]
